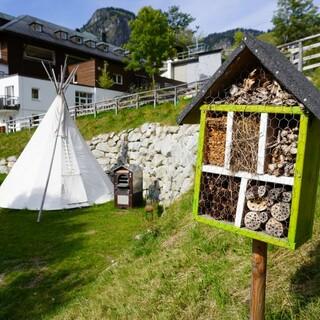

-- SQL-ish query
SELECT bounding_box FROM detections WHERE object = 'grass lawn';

[1,188,320,319]
[0,202,147,320]
[0,99,190,159]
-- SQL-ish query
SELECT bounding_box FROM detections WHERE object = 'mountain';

[81,7,135,47]
[81,8,263,50]
[204,28,263,49]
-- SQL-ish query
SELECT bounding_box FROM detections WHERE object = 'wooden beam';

[250,239,268,320]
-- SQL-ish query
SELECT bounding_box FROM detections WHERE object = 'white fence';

[278,33,320,72]
[4,79,208,133]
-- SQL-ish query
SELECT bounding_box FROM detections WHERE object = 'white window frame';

[31,88,40,101]
[75,91,93,106]
[5,85,14,106]
[112,74,123,85]
[30,23,43,32]
[55,30,68,40]
[70,36,83,45]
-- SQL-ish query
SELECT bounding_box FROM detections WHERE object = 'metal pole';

[250,239,268,320]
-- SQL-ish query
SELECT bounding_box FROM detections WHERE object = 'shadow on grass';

[0,208,89,320]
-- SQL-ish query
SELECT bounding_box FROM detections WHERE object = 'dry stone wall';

[0,123,199,205]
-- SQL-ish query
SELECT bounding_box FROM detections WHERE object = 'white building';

[161,44,222,83]
[0,74,123,127]
[0,12,178,131]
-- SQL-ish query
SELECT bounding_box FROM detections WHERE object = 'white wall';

[198,53,221,80]
[0,75,125,123]
[0,74,20,122]
[164,51,222,83]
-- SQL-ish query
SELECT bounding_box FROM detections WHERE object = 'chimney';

[101,32,107,42]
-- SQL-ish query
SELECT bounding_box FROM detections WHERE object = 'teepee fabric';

[0,94,113,210]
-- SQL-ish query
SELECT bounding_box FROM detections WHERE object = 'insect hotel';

[177,35,320,250]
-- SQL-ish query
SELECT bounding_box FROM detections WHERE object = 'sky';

[0,0,318,36]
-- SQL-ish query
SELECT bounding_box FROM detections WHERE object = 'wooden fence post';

[136,94,139,109]
[298,41,303,72]
[74,107,77,119]
[115,99,119,115]
[153,90,157,108]
[174,87,178,106]
[93,103,97,118]
[250,239,268,320]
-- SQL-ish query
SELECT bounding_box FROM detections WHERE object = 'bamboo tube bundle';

[243,182,292,237]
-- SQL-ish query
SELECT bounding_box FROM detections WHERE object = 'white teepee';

[0,62,114,220]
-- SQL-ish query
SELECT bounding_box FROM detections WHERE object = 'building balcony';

[0,96,20,111]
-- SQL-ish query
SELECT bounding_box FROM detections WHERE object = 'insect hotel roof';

[178,35,320,250]
[177,35,320,124]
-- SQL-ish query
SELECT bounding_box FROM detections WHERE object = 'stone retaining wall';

[0,123,199,205]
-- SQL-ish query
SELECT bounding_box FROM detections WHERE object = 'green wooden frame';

[193,104,315,250]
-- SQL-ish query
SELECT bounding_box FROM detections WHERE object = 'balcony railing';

[0,96,20,111]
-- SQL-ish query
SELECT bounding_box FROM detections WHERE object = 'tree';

[125,6,175,88]
[165,5,196,52]
[97,62,113,89]
[165,5,195,32]
[233,30,244,47]
[272,0,320,44]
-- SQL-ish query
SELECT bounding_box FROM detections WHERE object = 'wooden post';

[250,239,267,320]
[153,90,157,108]
[115,99,119,115]
[93,103,97,118]
[298,41,303,72]
[136,93,139,109]
[174,87,177,106]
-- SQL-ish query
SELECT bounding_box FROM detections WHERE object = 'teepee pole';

[37,59,69,222]
[37,109,63,222]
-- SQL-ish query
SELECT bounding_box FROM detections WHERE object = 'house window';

[75,91,93,105]
[70,35,83,45]
[112,74,123,85]
[32,88,39,100]
[84,40,96,48]
[5,85,14,97]
[97,42,109,52]
[5,86,14,106]
[55,30,68,40]
[30,22,43,32]
[24,45,55,64]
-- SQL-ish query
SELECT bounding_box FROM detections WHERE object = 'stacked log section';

[204,115,227,166]
[243,182,292,238]
[230,113,260,173]
[199,173,240,222]
[267,126,299,177]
